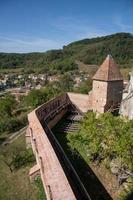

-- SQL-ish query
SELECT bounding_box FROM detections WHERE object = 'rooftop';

[92,55,123,81]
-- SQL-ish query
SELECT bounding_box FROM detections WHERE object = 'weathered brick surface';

[68,92,92,113]
[27,92,94,199]
[92,80,123,113]
[92,80,108,113]
[92,55,123,113]
[28,94,76,200]
[27,90,96,199]
[48,108,68,129]
[29,164,40,181]
[28,71,123,199]
[27,55,124,199]
[35,93,69,122]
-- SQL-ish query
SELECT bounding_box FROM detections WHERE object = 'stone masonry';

[92,55,123,113]
[27,93,91,200]
[27,55,124,199]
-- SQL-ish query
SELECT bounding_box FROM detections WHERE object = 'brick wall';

[27,92,92,200]
[92,80,123,113]
[36,93,69,123]
[67,92,92,113]
[28,105,76,200]
[92,80,108,113]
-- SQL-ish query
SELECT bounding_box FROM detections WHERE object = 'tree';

[67,112,133,171]
[0,95,16,117]
[60,73,74,92]
[25,89,47,108]
[75,79,92,94]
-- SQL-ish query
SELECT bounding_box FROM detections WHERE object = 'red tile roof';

[92,55,123,81]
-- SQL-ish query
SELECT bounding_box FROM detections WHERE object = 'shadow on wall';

[52,128,112,200]
[72,150,113,200]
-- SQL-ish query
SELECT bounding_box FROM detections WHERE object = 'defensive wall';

[27,92,92,200]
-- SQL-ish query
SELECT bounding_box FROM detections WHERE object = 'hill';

[64,32,133,65]
[0,33,133,73]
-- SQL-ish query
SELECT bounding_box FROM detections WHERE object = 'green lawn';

[0,134,46,200]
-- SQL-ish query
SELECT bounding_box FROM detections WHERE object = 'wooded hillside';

[0,33,133,71]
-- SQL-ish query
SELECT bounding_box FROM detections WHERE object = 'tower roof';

[92,55,123,81]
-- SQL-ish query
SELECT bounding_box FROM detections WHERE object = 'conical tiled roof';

[92,55,123,81]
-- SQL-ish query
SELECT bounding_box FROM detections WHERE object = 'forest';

[0,33,133,73]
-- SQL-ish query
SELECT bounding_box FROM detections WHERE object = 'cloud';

[0,35,64,53]
[50,17,109,40]
[1,16,124,53]
[113,15,133,32]
[0,20,109,53]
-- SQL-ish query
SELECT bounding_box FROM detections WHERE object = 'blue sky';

[0,0,133,53]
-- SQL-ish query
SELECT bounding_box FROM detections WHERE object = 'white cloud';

[0,35,64,53]
[112,15,133,32]
[50,17,109,40]
[1,16,123,53]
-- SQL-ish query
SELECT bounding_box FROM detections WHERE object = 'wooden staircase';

[53,113,82,133]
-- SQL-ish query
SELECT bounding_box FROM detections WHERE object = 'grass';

[0,68,24,74]
[0,134,46,200]
[35,177,46,200]
[0,132,8,144]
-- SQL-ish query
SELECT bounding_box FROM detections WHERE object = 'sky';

[0,0,133,53]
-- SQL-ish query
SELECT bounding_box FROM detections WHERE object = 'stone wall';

[28,93,76,200]
[92,80,108,113]
[67,92,92,113]
[36,93,69,123]
[92,80,123,113]
[106,81,123,110]
[27,92,95,199]
[120,73,133,119]
[48,107,68,129]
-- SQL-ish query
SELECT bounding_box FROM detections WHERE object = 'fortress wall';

[27,92,91,199]
[107,81,123,103]
[35,93,70,129]
[28,107,76,200]
[35,93,70,123]
[92,79,123,113]
[67,92,92,113]
[48,107,68,129]
[92,80,108,113]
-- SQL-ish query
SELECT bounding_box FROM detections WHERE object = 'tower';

[92,55,123,113]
